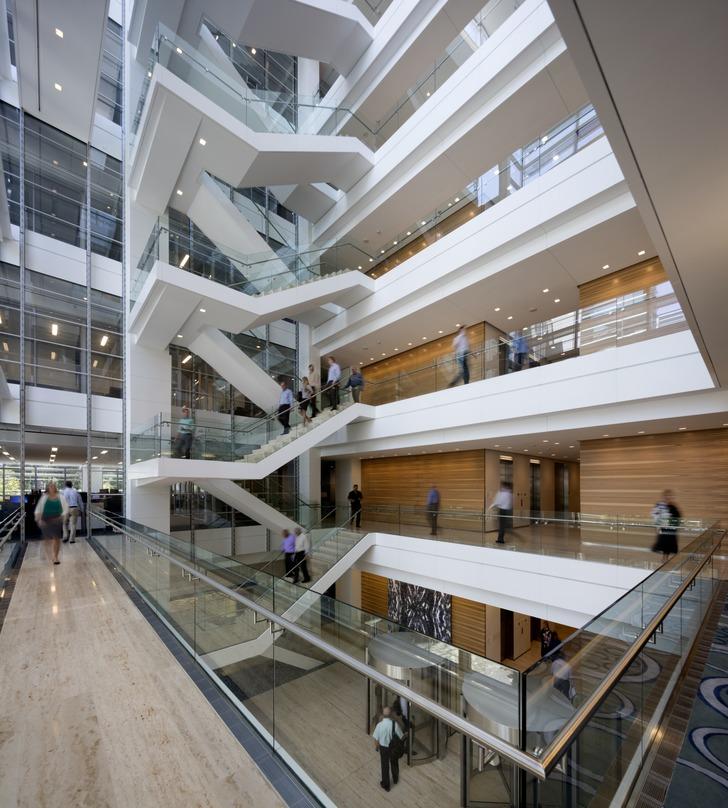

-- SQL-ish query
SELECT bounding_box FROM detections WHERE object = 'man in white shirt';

[490,481,514,544]
[449,326,470,386]
[326,356,341,411]
[62,480,84,543]
[277,379,294,434]
[293,527,311,583]
[372,706,404,791]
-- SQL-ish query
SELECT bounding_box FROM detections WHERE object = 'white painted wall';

[356,532,648,626]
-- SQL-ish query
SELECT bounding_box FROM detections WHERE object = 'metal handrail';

[91,509,544,776]
[92,511,724,781]
[538,526,725,774]
[0,510,22,551]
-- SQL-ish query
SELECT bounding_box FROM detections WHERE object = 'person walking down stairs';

[278,379,294,435]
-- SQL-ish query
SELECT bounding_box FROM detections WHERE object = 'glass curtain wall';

[0,59,124,535]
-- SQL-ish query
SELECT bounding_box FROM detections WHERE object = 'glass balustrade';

[90,509,723,806]
[130,369,356,464]
[131,219,373,305]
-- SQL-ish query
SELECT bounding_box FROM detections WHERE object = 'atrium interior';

[0,1,727,807]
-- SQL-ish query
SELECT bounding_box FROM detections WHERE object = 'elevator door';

[530,463,541,517]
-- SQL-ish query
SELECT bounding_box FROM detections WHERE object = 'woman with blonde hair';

[35,482,69,565]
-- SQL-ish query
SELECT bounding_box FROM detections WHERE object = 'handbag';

[388,718,404,760]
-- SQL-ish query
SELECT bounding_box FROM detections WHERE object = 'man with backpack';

[372,706,404,791]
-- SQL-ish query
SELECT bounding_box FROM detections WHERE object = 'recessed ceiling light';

[357,265,362,270]
[393,240,398,246]
[176,189,183,196]
[100,450,108,455]
[421,220,426,226]
[370,357,374,361]
[147,71,152,78]
[569,445,574,448]
[251,47,257,55]
[678,427,687,431]
[507,315,513,320]
[422,336,427,340]
[541,135,548,144]
[381,352,386,356]
[554,298,560,303]
[380,249,385,254]
[638,430,645,434]
[438,330,443,334]
[91,456,98,461]
[506,184,513,192]
[54,83,62,92]
[198,138,207,146]
[554,442,560,445]
[494,307,500,312]
[406,231,411,236]
[199,308,206,313]
[552,154,560,161]
[638,250,646,256]
[543,439,549,443]
[603,434,609,437]
[394,348,399,351]
[454,197,460,203]
[177,334,183,339]
[542,288,549,293]
[602,264,610,270]
[51,447,58,451]
[55,28,64,38]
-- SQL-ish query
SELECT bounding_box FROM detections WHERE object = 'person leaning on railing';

[172,405,195,459]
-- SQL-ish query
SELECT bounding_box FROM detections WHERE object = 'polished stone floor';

[0,539,285,808]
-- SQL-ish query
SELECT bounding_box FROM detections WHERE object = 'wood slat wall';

[361,450,486,511]
[580,429,728,520]
[452,596,486,656]
[578,257,666,307]
[360,571,388,618]
[360,451,580,516]
[361,324,487,404]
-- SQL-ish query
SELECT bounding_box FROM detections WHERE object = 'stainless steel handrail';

[93,511,724,781]
[0,510,22,551]
[91,510,545,776]
[539,527,724,774]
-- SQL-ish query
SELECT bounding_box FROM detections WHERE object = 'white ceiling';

[549,0,728,387]
[14,0,109,142]
[331,207,655,368]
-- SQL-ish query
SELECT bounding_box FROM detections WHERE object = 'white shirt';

[63,486,83,510]
[372,717,403,747]
[294,531,311,553]
[453,331,469,357]
[327,362,341,383]
[491,489,513,510]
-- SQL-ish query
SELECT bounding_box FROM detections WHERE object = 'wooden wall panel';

[360,571,388,618]
[361,450,486,511]
[578,257,666,307]
[580,428,728,520]
[451,596,486,656]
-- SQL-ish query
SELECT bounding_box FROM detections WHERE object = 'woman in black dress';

[651,489,681,558]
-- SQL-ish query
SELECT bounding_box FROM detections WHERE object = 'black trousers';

[173,432,193,459]
[308,387,318,417]
[278,404,290,432]
[497,508,513,542]
[351,506,362,528]
[328,383,340,410]
[379,746,399,789]
[284,552,296,579]
[294,550,310,582]
[428,508,439,535]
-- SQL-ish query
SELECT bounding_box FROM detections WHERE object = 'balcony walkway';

[0,539,286,808]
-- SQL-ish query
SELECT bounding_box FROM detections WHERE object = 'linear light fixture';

[181,354,192,364]
[179,253,190,268]
[99,334,109,347]
[51,323,59,336]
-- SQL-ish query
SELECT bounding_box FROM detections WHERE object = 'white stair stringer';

[188,326,280,413]
[196,479,299,535]
[199,531,375,671]
[129,402,372,485]
[129,259,375,350]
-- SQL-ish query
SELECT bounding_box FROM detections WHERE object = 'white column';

[334,458,361,509]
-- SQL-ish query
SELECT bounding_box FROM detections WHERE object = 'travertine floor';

[0,540,285,808]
